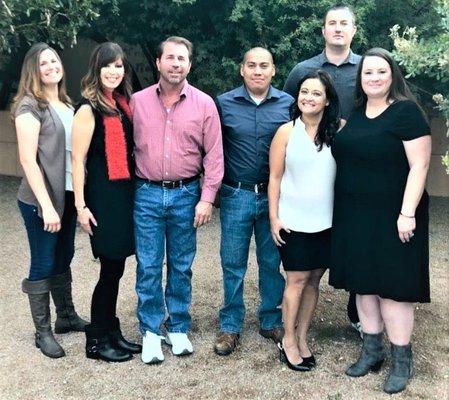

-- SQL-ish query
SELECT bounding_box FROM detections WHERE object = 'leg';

[254,193,284,333]
[134,182,166,336]
[90,256,125,329]
[380,298,415,394]
[347,292,360,324]
[346,294,386,377]
[356,294,384,334]
[218,186,254,334]
[296,268,325,358]
[164,181,200,333]
[18,200,64,358]
[53,191,77,276]
[282,271,310,364]
[18,200,58,281]
[85,256,131,363]
[50,192,88,333]
[379,298,414,346]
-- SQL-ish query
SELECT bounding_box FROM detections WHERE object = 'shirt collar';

[319,49,358,66]
[156,80,189,98]
[233,84,280,102]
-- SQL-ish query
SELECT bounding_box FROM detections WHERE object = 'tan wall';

[1,110,448,196]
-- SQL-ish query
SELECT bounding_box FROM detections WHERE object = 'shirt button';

[165,155,169,158]
[165,172,168,175]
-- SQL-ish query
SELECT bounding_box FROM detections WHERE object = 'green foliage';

[390,0,449,172]
[0,0,115,53]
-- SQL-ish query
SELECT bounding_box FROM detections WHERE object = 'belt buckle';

[162,180,174,188]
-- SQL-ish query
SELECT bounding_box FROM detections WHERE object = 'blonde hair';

[11,42,71,117]
[81,42,132,116]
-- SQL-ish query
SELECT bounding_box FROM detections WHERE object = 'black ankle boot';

[109,317,142,354]
[85,324,132,362]
[383,343,413,394]
[346,332,385,377]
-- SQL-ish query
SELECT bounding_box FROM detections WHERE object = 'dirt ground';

[0,175,447,400]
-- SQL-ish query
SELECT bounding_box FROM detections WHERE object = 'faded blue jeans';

[219,183,284,333]
[134,179,199,336]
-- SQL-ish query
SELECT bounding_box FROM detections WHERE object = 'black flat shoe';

[278,342,311,372]
[109,330,142,354]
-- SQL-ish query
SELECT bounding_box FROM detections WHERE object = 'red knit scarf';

[102,91,132,181]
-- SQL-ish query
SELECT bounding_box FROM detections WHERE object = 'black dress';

[329,100,430,302]
[80,99,135,260]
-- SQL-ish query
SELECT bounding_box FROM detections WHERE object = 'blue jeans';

[219,184,284,333]
[18,192,77,281]
[134,179,199,336]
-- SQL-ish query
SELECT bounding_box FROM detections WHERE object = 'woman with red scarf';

[72,42,141,362]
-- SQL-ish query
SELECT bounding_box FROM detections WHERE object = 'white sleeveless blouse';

[278,118,336,232]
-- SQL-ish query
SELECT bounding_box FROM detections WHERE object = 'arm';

[268,123,292,246]
[397,135,431,243]
[194,101,224,228]
[16,113,61,233]
[72,104,97,235]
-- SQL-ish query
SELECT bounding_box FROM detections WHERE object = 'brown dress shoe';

[259,327,284,344]
[214,332,239,356]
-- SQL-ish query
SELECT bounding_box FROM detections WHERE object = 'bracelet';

[76,205,87,212]
[400,212,415,219]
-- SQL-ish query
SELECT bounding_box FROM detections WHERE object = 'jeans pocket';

[181,181,200,197]
[220,183,239,199]
[135,179,147,194]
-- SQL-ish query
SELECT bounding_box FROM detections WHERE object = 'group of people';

[12,3,431,396]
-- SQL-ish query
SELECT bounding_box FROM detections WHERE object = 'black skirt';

[278,228,331,271]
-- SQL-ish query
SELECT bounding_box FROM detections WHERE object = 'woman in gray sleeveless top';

[12,43,87,359]
[269,70,341,371]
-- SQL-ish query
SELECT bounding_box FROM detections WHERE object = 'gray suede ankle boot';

[383,343,413,394]
[346,332,385,377]
[22,278,65,358]
[50,270,88,333]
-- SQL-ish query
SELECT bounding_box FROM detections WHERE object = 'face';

[100,57,125,92]
[39,49,63,86]
[322,8,356,49]
[240,49,275,96]
[361,56,393,100]
[297,78,329,116]
[156,42,191,86]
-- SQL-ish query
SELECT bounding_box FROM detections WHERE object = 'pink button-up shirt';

[131,82,224,203]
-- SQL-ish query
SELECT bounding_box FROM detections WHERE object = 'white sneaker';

[141,331,164,364]
[164,332,193,356]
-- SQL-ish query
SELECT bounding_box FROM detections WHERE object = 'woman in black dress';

[330,48,431,394]
[72,43,141,362]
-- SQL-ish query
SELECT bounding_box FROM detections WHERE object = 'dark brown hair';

[12,42,71,116]
[157,36,193,61]
[81,42,132,115]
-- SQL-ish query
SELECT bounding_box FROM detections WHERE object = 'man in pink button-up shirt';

[131,36,223,364]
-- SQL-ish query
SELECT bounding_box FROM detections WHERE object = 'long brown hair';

[81,42,132,116]
[11,42,71,116]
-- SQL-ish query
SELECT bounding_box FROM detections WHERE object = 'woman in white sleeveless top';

[269,70,342,371]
